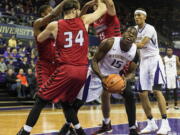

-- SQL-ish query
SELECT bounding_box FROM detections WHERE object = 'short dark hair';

[38,5,50,16]
[166,46,173,50]
[63,0,80,14]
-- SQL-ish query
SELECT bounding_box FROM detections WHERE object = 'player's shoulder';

[145,24,155,31]
[102,37,115,45]
[33,18,42,28]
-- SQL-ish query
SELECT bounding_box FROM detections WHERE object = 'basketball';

[104,74,126,93]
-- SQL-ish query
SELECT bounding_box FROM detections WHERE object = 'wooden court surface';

[0,103,179,135]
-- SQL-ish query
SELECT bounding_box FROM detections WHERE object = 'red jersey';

[35,37,56,62]
[93,13,121,41]
[56,18,89,66]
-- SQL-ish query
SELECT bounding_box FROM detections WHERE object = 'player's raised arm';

[103,0,116,16]
[135,37,151,49]
[91,38,113,80]
[34,1,66,32]
[37,21,57,43]
[81,0,107,30]
[80,0,96,16]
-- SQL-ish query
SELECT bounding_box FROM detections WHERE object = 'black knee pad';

[153,84,162,91]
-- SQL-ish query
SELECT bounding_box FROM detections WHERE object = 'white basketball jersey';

[135,24,159,58]
[164,55,177,76]
[99,37,137,76]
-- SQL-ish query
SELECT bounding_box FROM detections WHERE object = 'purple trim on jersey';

[82,75,91,102]
[154,62,160,85]
[138,68,142,92]
[138,23,146,33]
[159,69,166,84]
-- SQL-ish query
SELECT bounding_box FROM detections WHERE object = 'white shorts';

[138,55,166,91]
[77,68,103,103]
[166,75,177,89]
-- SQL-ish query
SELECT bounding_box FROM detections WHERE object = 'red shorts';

[37,65,88,103]
[35,60,57,88]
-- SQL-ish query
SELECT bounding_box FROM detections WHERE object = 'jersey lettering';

[64,30,84,48]
[111,59,123,68]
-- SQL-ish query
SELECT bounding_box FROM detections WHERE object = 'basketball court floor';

[0,103,180,135]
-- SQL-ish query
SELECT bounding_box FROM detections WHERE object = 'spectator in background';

[6,69,22,98]
[3,47,11,59]
[11,48,21,59]
[6,59,15,71]
[17,68,29,98]
[0,34,6,56]
[30,60,35,71]
[27,68,37,97]
[21,57,30,72]
[163,47,180,110]
[8,35,17,48]
[0,57,7,73]
[18,48,26,58]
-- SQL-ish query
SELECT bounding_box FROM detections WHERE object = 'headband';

[134,10,147,16]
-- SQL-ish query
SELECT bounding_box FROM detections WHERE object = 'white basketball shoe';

[157,119,171,135]
[140,118,158,134]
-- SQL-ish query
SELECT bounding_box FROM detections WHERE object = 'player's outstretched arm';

[91,38,113,80]
[80,0,96,16]
[135,37,150,49]
[103,0,116,16]
[37,21,57,43]
[81,0,107,30]
[34,0,66,30]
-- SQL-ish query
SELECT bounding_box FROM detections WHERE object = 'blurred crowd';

[0,33,37,98]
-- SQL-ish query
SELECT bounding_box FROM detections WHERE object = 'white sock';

[129,125,136,130]
[23,125,32,132]
[103,118,110,124]
[74,123,81,129]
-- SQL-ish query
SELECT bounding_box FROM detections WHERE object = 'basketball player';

[59,27,139,135]
[134,8,171,134]
[17,0,107,135]
[164,47,180,110]
[17,1,68,135]
[81,0,122,134]
[91,26,139,135]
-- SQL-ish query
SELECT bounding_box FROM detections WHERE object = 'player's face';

[123,28,137,44]
[167,48,173,56]
[134,13,146,25]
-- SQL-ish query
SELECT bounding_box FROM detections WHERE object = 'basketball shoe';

[129,129,139,135]
[92,121,112,135]
[157,119,171,135]
[140,118,158,134]
[59,123,77,135]
[75,128,86,135]
[16,128,30,135]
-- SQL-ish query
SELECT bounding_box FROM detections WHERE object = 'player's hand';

[101,76,108,91]
[85,0,96,7]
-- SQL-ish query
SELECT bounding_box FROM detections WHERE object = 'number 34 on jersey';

[64,30,84,48]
